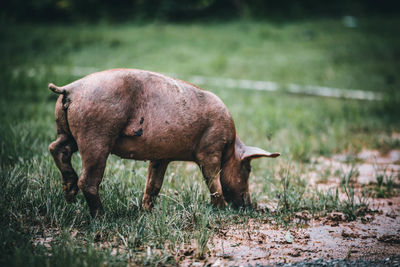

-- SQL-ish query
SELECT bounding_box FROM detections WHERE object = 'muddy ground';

[182,150,400,266]
[33,150,400,266]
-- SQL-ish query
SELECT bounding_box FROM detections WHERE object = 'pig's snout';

[231,191,251,208]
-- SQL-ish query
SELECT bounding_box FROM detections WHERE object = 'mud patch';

[181,149,400,266]
[185,197,400,266]
[32,150,399,266]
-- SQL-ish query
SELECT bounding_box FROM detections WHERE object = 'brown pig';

[48,69,280,217]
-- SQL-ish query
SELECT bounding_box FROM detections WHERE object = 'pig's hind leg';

[49,134,79,203]
[76,136,112,218]
[142,160,170,211]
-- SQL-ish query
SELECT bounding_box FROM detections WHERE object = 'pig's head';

[220,136,280,208]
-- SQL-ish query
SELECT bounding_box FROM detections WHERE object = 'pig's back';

[110,69,235,160]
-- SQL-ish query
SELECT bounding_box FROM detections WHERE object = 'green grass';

[1,18,399,265]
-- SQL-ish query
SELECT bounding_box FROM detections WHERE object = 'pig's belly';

[111,135,196,161]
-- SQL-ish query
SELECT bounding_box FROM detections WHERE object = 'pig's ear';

[241,146,280,161]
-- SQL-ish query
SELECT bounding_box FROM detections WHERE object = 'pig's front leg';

[142,160,170,211]
[197,153,227,208]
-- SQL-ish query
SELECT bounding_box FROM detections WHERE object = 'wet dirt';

[182,150,400,266]
[181,199,399,266]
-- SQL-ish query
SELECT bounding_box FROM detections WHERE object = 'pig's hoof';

[64,192,77,203]
[90,208,105,219]
[64,185,79,203]
[211,197,227,208]
[142,195,155,211]
[142,201,154,211]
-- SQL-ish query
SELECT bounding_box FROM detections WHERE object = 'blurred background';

[1,0,399,161]
[2,0,400,22]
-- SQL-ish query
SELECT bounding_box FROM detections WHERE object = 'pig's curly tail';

[48,83,67,95]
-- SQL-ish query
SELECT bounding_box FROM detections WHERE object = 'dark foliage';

[2,0,400,22]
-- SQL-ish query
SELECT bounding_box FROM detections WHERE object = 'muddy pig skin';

[48,69,280,217]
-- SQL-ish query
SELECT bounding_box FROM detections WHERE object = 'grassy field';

[1,17,399,266]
